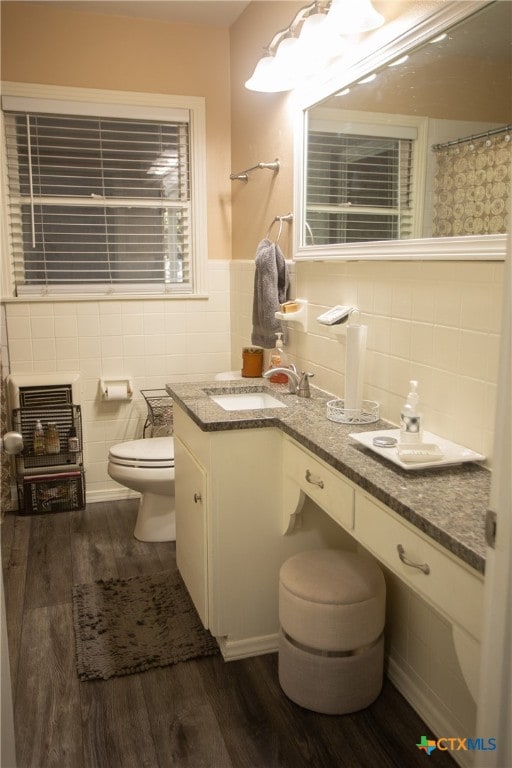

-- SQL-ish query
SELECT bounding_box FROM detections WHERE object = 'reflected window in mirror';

[305,110,427,245]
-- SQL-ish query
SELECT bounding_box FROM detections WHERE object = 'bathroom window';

[305,111,426,245]
[2,86,207,297]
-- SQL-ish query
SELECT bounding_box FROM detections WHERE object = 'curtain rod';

[432,124,512,151]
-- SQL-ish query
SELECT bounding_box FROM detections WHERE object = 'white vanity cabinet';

[169,381,488,761]
[174,406,343,659]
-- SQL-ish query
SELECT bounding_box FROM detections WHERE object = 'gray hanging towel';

[251,238,290,349]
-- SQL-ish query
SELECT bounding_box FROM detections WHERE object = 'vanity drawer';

[283,439,354,530]
[355,492,483,640]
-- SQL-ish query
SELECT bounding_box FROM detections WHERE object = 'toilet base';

[133,492,176,542]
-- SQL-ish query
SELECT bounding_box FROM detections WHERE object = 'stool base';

[278,630,384,714]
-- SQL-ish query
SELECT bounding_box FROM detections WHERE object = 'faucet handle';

[297,371,314,398]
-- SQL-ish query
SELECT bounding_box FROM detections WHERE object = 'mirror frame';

[293,0,507,262]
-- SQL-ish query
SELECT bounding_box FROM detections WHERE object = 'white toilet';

[108,436,175,543]
[215,371,243,380]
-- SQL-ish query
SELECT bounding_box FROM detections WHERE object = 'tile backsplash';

[4,256,504,503]
[231,258,504,466]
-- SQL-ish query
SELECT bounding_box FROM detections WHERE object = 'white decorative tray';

[349,429,485,471]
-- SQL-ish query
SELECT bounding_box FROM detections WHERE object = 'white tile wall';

[4,261,232,501]
[231,258,504,464]
[5,256,501,494]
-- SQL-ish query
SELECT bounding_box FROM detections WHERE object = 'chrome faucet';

[263,366,314,397]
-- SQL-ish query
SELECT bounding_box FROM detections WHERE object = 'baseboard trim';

[85,489,139,504]
[218,633,279,661]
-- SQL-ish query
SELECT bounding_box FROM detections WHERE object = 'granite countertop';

[166,378,490,575]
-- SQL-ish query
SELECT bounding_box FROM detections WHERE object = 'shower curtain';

[475,191,511,767]
[432,130,511,237]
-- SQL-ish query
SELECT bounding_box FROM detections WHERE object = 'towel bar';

[230,159,280,181]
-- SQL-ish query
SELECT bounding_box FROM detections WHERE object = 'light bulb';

[245,54,297,93]
[327,0,384,35]
[274,36,301,67]
[274,37,306,84]
[298,12,346,64]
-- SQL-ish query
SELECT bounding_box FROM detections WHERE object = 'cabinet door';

[174,436,208,628]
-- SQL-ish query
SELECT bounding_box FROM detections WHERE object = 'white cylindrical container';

[344,324,367,414]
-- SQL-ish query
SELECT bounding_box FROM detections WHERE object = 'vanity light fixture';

[245,0,384,93]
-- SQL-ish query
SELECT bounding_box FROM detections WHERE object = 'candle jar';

[45,422,61,454]
[241,346,264,377]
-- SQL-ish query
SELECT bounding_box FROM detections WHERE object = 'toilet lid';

[109,436,174,468]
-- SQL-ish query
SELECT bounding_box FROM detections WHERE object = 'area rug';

[72,569,219,681]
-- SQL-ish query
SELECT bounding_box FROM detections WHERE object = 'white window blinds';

[306,127,416,245]
[3,104,194,295]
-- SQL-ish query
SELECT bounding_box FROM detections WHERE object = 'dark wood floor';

[2,500,456,768]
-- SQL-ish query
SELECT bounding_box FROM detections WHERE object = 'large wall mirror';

[294,0,511,261]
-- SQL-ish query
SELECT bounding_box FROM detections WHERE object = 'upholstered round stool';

[278,548,386,714]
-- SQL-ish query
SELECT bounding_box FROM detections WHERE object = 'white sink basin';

[210,392,286,411]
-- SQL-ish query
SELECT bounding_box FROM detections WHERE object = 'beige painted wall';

[1,1,232,261]
[229,1,303,263]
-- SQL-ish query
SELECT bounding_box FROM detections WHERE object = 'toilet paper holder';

[100,378,133,401]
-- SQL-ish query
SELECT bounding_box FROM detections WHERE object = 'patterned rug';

[72,569,219,681]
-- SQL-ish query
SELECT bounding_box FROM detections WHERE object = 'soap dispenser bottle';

[400,380,422,444]
[33,419,45,456]
[267,332,289,384]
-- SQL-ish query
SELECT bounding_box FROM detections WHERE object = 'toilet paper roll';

[3,431,23,455]
[344,324,367,413]
[105,384,129,401]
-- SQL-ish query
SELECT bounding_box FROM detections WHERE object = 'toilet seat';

[109,436,174,469]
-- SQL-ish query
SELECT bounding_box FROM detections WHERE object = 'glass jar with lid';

[45,422,61,454]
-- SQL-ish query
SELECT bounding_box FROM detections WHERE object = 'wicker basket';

[326,399,379,425]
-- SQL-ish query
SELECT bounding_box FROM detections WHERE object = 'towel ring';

[266,213,293,244]
[266,218,283,243]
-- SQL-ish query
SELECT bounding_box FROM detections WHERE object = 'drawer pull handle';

[305,469,324,489]
[193,493,202,503]
[397,544,430,575]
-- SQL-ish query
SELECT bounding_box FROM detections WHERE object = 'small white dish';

[349,429,485,470]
